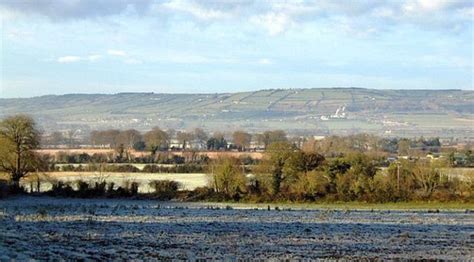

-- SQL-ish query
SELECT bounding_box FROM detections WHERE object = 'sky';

[0,0,472,98]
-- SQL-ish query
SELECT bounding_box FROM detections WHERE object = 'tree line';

[44,127,291,152]
[1,115,473,202]
[208,142,473,203]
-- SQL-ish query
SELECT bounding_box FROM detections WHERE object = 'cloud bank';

[1,0,472,35]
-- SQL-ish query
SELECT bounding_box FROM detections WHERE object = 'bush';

[122,181,139,196]
[183,186,224,201]
[142,164,204,173]
[0,179,9,198]
[48,181,74,196]
[47,180,140,198]
[149,180,181,200]
[74,180,107,198]
[105,165,140,173]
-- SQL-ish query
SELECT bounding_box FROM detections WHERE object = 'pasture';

[20,172,209,192]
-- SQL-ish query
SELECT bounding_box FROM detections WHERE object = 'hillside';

[1,88,473,137]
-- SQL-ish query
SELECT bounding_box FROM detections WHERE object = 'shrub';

[0,179,9,198]
[209,157,246,198]
[105,164,140,173]
[49,181,74,196]
[149,180,181,200]
[122,181,140,196]
[142,164,204,173]
[184,186,223,201]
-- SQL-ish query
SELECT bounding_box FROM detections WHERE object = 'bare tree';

[144,127,170,154]
[117,129,142,148]
[176,131,194,149]
[193,128,208,142]
[232,131,252,151]
[257,130,287,148]
[65,129,77,148]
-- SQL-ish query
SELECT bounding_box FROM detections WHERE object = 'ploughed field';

[0,197,473,260]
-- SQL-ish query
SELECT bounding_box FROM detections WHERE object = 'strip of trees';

[44,128,293,152]
[45,127,461,157]
[209,142,473,203]
[1,115,473,202]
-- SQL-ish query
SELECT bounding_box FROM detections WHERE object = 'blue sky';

[0,0,472,98]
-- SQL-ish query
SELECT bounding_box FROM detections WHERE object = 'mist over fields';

[1,88,472,137]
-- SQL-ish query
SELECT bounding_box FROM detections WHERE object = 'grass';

[199,200,474,211]
[20,172,208,192]
[391,113,470,128]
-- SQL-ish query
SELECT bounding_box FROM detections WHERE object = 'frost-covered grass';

[211,201,474,211]
[0,196,473,260]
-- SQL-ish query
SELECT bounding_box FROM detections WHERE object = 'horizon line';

[1,86,471,99]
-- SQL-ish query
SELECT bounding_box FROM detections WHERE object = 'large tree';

[209,157,245,197]
[257,130,288,148]
[176,131,194,149]
[193,128,208,143]
[262,141,295,195]
[0,115,40,186]
[207,132,227,151]
[116,129,143,148]
[232,131,252,151]
[90,129,120,148]
[144,127,170,154]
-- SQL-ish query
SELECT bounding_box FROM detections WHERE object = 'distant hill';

[1,88,473,137]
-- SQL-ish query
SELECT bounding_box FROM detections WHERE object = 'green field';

[1,88,472,136]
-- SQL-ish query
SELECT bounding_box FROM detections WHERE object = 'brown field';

[35,149,263,160]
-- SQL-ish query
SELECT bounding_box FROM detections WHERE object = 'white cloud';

[57,54,103,63]
[0,0,152,20]
[56,51,144,65]
[258,58,272,65]
[250,12,294,36]
[107,49,127,57]
[415,0,456,12]
[87,55,102,61]
[0,6,21,22]
[161,0,231,21]
[1,0,471,36]
[57,56,81,63]
[372,7,395,18]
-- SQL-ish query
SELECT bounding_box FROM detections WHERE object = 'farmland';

[1,114,473,260]
[1,88,473,137]
[20,172,208,192]
[0,197,472,260]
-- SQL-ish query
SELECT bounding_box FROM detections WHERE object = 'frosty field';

[0,197,473,260]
